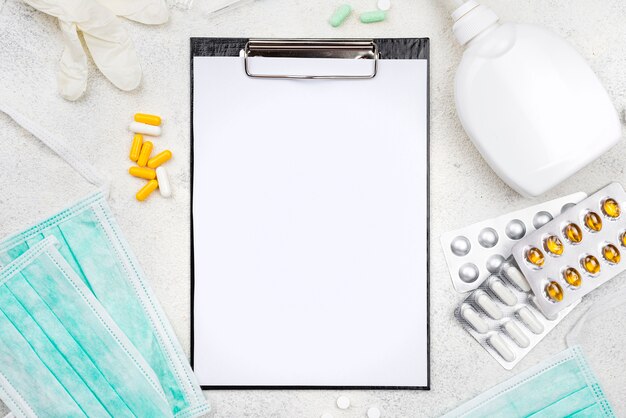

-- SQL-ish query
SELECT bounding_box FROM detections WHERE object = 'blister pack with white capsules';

[512,182,626,317]
[456,264,579,369]
[441,193,587,292]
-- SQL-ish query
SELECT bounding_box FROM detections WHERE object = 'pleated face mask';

[0,105,209,417]
[442,345,615,418]
[0,237,173,417]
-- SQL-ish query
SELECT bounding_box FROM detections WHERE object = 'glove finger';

[57,20,88,101]
[79,18,142,91]
[25,0,142,92]
[95,0,169,25]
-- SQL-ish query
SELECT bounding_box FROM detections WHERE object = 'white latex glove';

[23,0,168,100]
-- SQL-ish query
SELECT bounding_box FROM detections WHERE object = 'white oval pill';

[489,334,515,362]
[377,0,391,11]
[367,407,382,418]
[460,305,489,334]
[517,307,544,334]
[490,279,517,306]
[476,293,503,320]
[504,321,530,348]
[336,396,350,410]
[129,121,161,136]
[156,166,172,198]
[503,264,531,292]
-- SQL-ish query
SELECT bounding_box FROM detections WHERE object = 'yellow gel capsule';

[621,231,626,247]
[563,267,582,287]
[526,247,545,267]
[602,244,620,264]
[581,255,601,275]
[137,141,153,167]
[584,212,602,232]
[602,198,620,218]
[129,166,156,180]
[130,134,143,162]
[147,150,172,169]
[134,113,161,126]
[544,235,564,256]
[136,179,158,201]
[545,281,564,302]
[564,223,583,244]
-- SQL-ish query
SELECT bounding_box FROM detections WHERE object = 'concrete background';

[1,0,625,416]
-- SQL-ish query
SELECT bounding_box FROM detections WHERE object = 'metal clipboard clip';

[243,39,379,80]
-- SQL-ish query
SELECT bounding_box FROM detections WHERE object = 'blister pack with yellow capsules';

[512,182,626,317]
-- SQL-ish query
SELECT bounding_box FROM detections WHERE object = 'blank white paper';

[193,55,428,387]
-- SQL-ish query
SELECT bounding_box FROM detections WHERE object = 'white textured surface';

[0,0,625,417]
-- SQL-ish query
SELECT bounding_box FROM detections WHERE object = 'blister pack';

[512,182,626,317]
[456,265,579,369]
[441,193,587,292]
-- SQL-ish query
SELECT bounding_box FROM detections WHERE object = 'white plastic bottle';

[449,0,621,196]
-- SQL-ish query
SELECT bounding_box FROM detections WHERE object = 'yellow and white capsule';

[129,166,156,180]
[147,150,172,169]
[134,113,161,126]
[130,134,143,162]
[136,179,158,201]
[137,141,153,167]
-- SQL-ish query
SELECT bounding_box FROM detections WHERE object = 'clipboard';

[191,37,430,389]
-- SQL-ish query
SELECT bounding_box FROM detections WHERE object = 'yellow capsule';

[602,244,620,264]
[137,141,153,167]
[134,113,161,126]
[544,235,564,256]
[563,267,582,287]
[130,134,143,162]
[621,231,626,247]
[526,247,545,267]
[136,179,159,201]
[581,255,601,275]
[564,223,583,244]
[147,150,172,169]
[602,198,620,218]
[129,166,156,180]
[545,281,564,302]
[584,212,602,232]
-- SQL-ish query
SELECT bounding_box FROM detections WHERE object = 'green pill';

[329,4,352,27]
[360,10,386,23]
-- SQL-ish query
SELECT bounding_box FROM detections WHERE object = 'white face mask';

[442,288,622,418]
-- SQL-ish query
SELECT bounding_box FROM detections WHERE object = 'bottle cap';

[452,1,499,45]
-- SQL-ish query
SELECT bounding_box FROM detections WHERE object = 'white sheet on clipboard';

[192,55,428,387]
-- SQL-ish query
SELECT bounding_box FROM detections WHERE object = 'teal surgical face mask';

[442,345,614,418]
[0,105,209,417]
[0,236,173,417]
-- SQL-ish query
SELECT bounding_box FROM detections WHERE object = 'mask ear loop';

[566,285,626,347]
[0,104,111,197]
